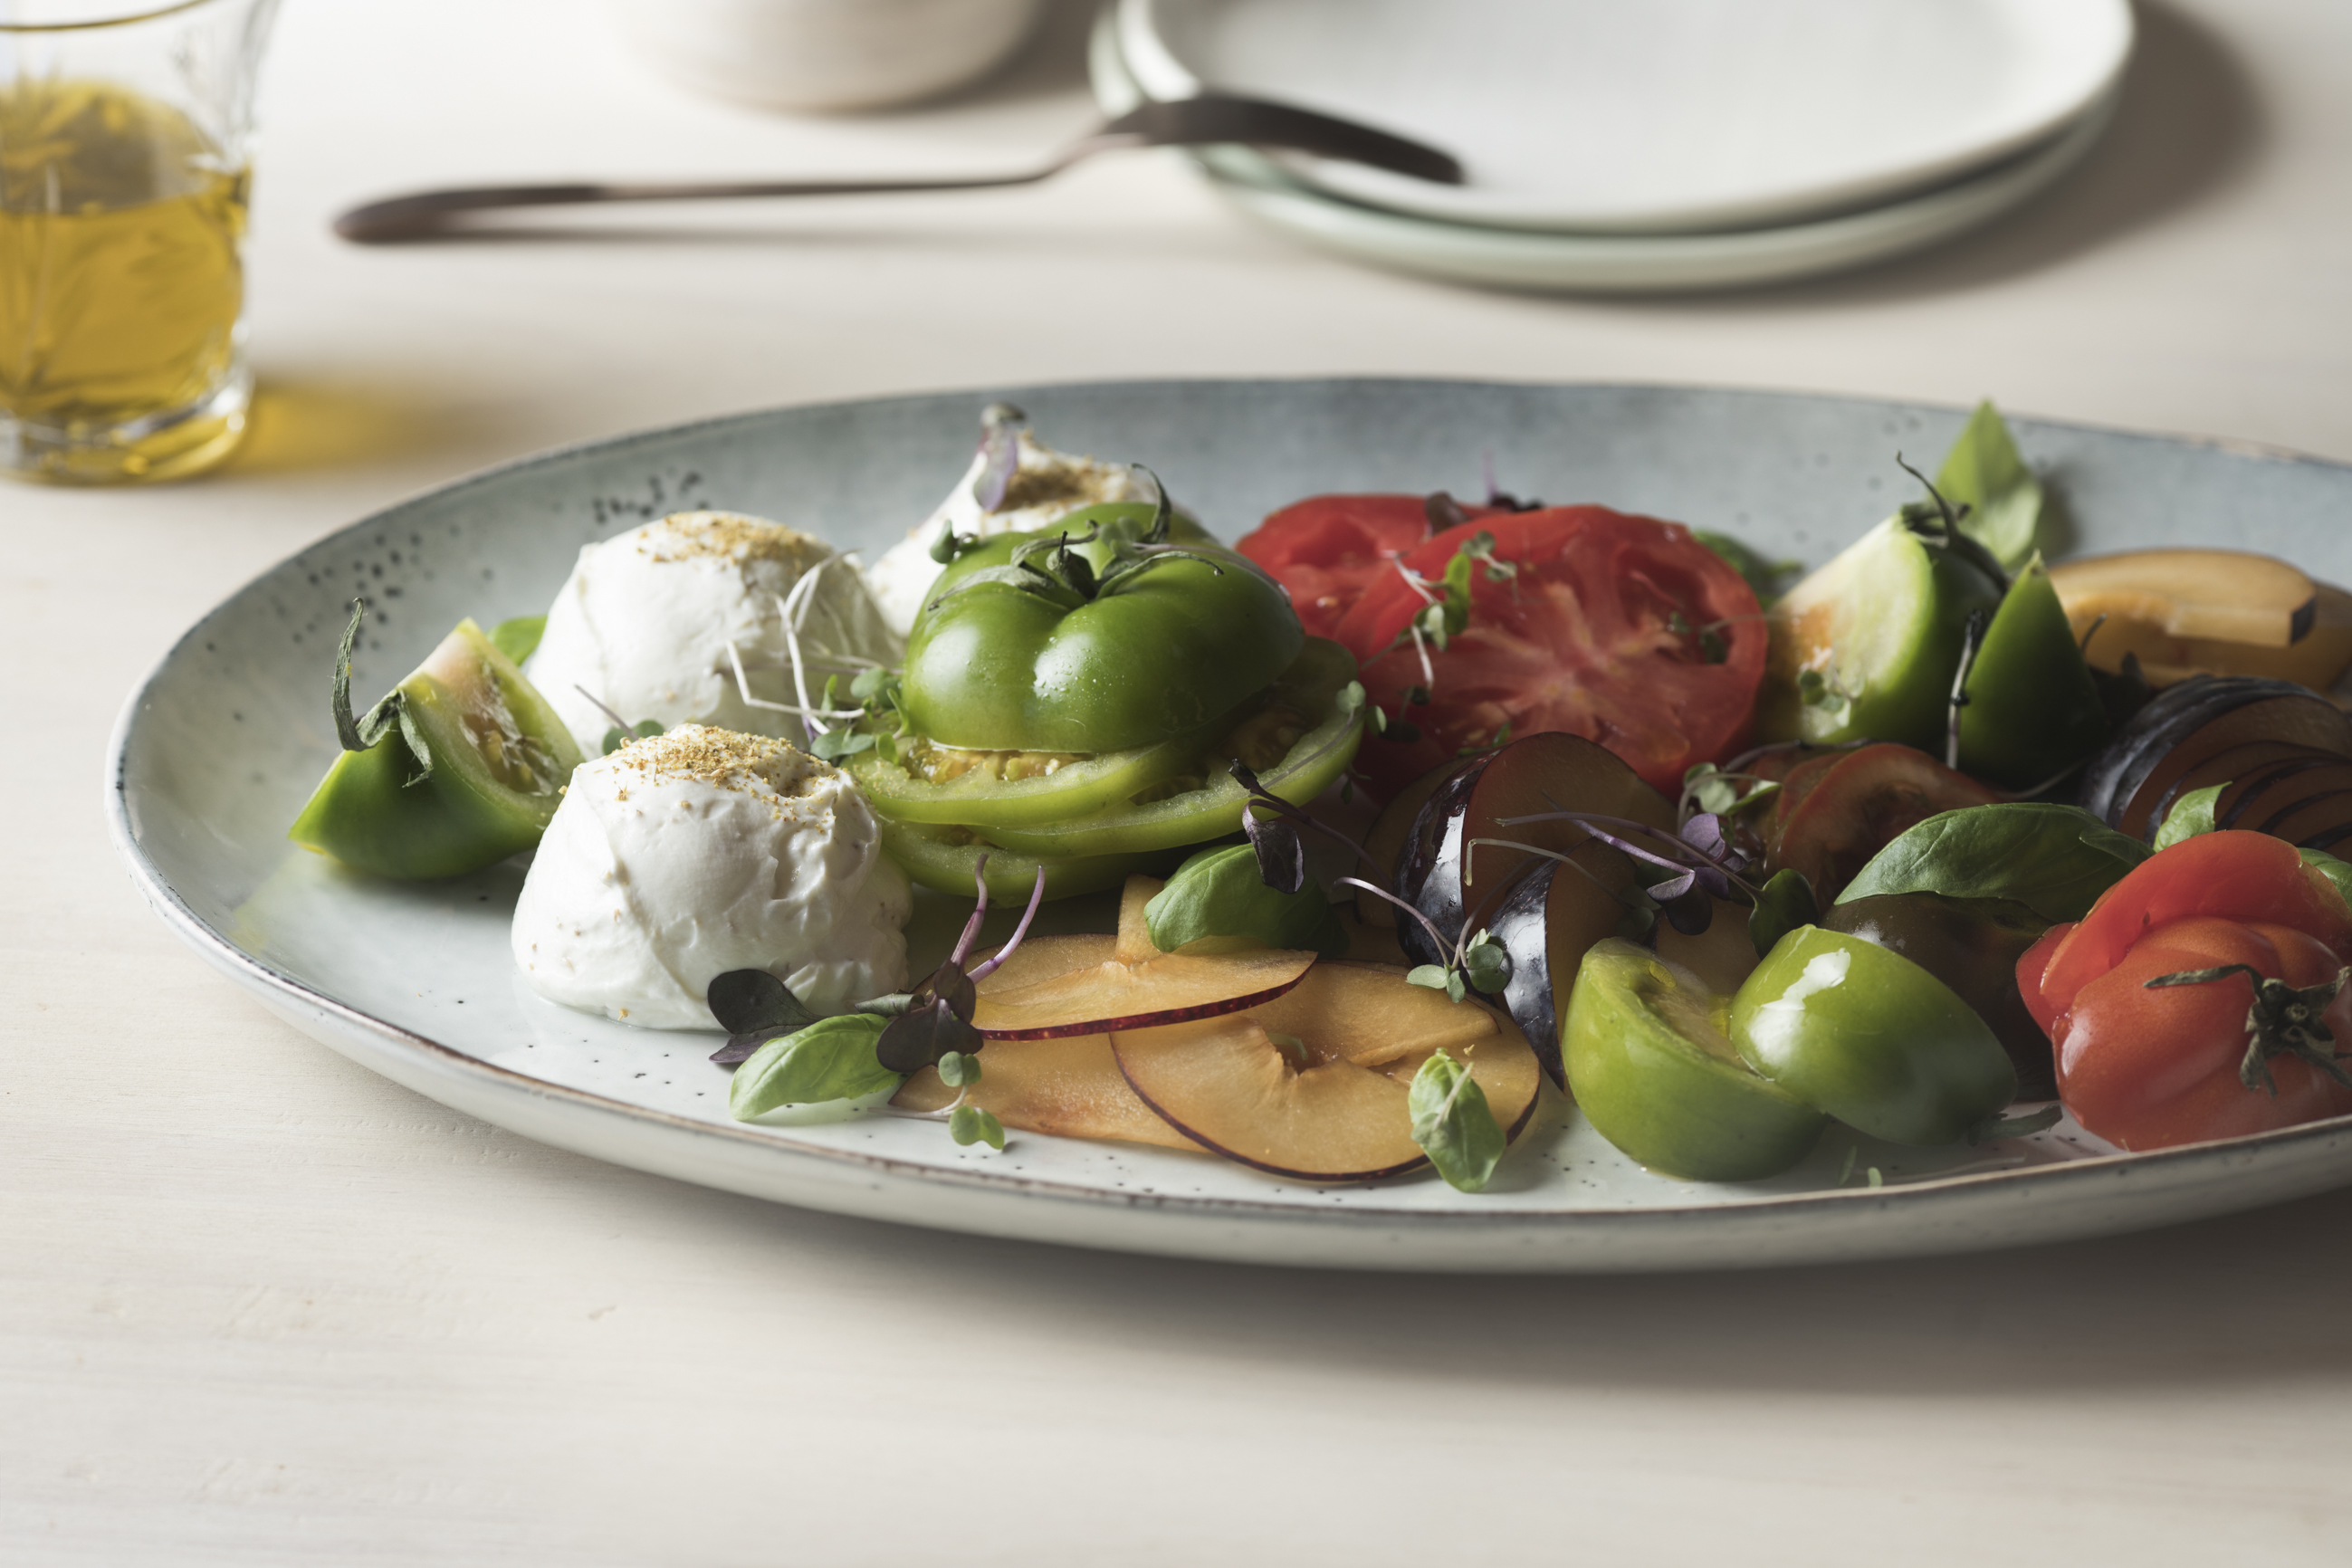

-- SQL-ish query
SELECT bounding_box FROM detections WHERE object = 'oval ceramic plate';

[1121,0,2134,234]
[1095,11,2116,295]
[108,379,2352,1274]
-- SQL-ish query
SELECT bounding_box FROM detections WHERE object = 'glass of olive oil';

[1,0,279,484]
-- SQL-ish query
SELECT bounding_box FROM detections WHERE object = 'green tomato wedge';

[1728,925,2016,1146]
[902,505,1303,755]
[845,705,1229,830]
[956,640,1364,859]
[878,819,1176,902]
[1758,515,2005,750]
[289,617,583,879]
[1955,553,2110,789]
[1563,940,1828,1182]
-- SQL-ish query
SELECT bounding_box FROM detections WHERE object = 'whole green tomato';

[901,503,1304,754]
[1728,925,2017,1145]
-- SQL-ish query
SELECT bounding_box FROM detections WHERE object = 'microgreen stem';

[948,853,993,969]
[967,867,1048,983]
[1478,815,1762,903]
[724,636,865,723]
[1944,607,1989,771]
[1335,875,1454,960]
[573,684,633,735]
[1717,736,1873,777]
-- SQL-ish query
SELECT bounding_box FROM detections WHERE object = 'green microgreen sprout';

[1968,1104,2065,1144]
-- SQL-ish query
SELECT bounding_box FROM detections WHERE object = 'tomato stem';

[2144,962,2352,1095]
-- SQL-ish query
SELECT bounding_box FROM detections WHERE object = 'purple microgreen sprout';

[1227,758,1387,882]
[873,855,996,1073]
[1489,809,1765,904]
[971,401,1027,513]
[704,969,821,1065]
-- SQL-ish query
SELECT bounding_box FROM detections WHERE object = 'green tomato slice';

[288,618,583,880]
[877,819,1176,903]
[1728,925,2016,1146]
[960,639,1364,859]
[845,706,1229,830]
[1563,940,1827,1182]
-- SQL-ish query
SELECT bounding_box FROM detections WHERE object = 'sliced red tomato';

[1765,743,2001,903]
[1334,506,1766,799]
[1234,494,1491,642]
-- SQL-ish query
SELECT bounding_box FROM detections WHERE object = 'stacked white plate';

[1094,0,2135,292]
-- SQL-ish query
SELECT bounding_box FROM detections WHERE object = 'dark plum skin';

[1487,860,1567,1086]
[2080,675,2351,837]
[1393,759,1487,970]
[1824,892,2056,1099]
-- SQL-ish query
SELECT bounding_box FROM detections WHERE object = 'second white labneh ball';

[525,510,901,756]
[862,428,1155,638]
[512,725,912,1028]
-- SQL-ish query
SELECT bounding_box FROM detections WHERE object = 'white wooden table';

[11,1,2352,1560]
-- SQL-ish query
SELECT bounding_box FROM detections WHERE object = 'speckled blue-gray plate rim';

[102,378,2352,1273]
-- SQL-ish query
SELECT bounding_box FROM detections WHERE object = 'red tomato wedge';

[1235,494,1492,641]
[1334,507,1766,799]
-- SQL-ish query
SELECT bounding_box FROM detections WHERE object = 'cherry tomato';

[2018,831,2352,1150]
[1765,743,2001,903]
[1234,494,1488,641]
[1334,507,1767,799]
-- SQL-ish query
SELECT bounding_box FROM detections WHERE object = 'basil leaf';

[490,615,546,665]
[2153,782,2228,851]
[2300,848,2352,911]
[1409,1048,1506,1193]
[728,1015,900,1120]
[1694,530,1802,607]
[1748,868,1819,959]
[1147,844,1347,959]
[1835,803,2150,923]
[1936,400,2043,573]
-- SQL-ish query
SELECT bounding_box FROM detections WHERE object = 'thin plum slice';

[894,1033,1195,1151]
[1114,874,1166,965]
[969,933,1115,994]
[970,946,1315,1040]
[1110,963,1542,1182]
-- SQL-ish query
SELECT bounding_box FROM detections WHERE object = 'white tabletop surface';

[12,0,2352,1561]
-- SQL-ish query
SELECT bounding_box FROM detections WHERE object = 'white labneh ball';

[863,430,1155,636]
[525,510,901,756]
[512,725,912,1029]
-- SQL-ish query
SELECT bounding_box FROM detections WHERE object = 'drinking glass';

[1,0,279,484]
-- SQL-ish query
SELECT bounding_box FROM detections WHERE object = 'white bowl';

[617,0,1047,112]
